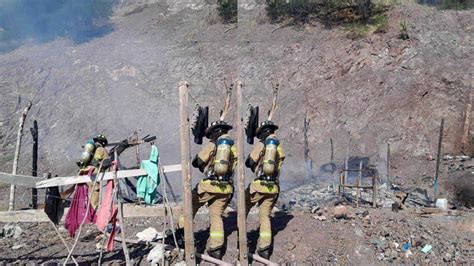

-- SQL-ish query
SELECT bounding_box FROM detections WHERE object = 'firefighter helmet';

[256,121,278,140]
[205,121,233,139]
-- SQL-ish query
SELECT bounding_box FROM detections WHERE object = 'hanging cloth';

[44,186,63,224]
[136,145,160,204]
[64,184,97,237]
[95,179,118,251]
[95,180,117,231]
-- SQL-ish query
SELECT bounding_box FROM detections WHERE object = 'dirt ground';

[0,201,473,265]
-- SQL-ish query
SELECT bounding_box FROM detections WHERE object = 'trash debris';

[1,224,23,239]
[147,244,167,265]
[11,244,26,250]
[401,242,411,252]
[310,205,320,214]
[136,227,162,242]
[435,198,448,210]
[421,244,433,254]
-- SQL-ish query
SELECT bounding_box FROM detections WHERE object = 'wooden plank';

[2,163,180,189]
[163,164,182,173]
[36,169,147,188]
[0,204,183,223]
[236,82,248,265]
[179,81,195,265]
[0,172,44,188]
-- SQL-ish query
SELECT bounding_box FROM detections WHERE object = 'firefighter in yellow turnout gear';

[177,121,237,259]
[245,121,285,259]
[77,134,109,209]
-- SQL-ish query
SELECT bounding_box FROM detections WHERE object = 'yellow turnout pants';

[179,182,231,249]
[245,184,278,249]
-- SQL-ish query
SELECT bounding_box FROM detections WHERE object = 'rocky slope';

[0,0,472,202]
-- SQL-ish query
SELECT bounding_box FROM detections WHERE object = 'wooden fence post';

[9,101,32,211]
[30,120,38,209]
[434,118,444,200]
[236,82,248,265]
[179,81,195,264]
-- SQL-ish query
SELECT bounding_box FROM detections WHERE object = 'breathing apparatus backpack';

[260,136,280,180]
[212,135,234,180]
[77,139,96,168]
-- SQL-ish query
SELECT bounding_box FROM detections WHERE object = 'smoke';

[0,0,115,53]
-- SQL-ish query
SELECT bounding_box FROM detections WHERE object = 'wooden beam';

[179,81,195,265]
[236,82,248,265]
[35,169,147,188]
[162,164,182,173]
[36,165,181,189]
[2,164,181,189]
[0,204,183,223]
[0,172,44,188]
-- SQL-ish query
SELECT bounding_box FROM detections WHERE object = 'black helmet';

[256,121,278,140]
[93,134,108,146]
[205,121,233,139]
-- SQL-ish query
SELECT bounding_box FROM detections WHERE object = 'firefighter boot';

[207,246,224,259]
[257,245,272,259]
[165,228,185,248]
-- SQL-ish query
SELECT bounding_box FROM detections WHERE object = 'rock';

[136,227,161,242]
[313,215,327,221]
[147,243,166,264]
[11,244,26,250]
[443,252,453,262]
[1,224,23,239]
[354,227,364,237]
[334,205,350,219]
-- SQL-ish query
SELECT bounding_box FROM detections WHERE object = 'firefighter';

[245,120,285,259]
[77,134,109,209]
[177,120,237,259]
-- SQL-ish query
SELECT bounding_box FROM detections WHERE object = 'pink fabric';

[64,184,97,237]
[96,180,117,231]
[96,179,118,252]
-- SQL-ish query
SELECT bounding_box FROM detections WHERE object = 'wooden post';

[114,151,132,265]
[9,101,32,211]
[236,82,248,265]
[303,115,311,179]
[179,81,195,264]
[343,136,351,194]
[434,118,444,200]
[386,143,391,187]
[30,120,38,209]
[461,90,472,153]
[372,174,377,208]
[356,161,362,207]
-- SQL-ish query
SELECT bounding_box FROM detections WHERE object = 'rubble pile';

[364,213,473,263]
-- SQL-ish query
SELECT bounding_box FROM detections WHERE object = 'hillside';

[0,0,472,198]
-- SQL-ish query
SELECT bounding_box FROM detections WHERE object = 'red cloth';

[106,209,118,251]
[64,183,97,237]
